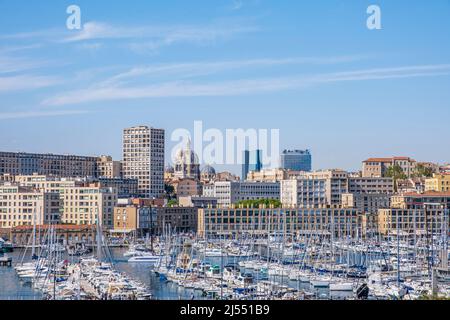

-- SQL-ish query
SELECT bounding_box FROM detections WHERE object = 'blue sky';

[0,0,449,174]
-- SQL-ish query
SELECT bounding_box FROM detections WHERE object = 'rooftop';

[403,191,450,197]
[364,157,416,163]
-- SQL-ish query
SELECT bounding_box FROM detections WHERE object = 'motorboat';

[128,254,162,264]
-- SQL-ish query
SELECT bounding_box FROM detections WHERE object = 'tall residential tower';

[122,126,165,198]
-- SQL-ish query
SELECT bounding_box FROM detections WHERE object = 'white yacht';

[128,254,162,264]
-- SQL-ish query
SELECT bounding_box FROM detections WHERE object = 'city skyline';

[1,1,450,174]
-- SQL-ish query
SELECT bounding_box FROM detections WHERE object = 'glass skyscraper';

[280,149,312,172]
[242,150,263,180]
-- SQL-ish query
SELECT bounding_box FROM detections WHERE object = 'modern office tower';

[242,150,263,181]
[97,155,122,178]
[122,126,165,198]
[0,151,98,177]
[280,149,312,172]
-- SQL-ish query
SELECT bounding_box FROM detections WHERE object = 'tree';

[386,165,407,180]
[414,164,434,178]
[164,184,176,199]
[385,165,407,192]
[167,199,178,207]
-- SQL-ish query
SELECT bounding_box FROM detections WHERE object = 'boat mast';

[396,211,400,287]
[96,207,102,262]
[441,205,448,270]
[31,206,37,259]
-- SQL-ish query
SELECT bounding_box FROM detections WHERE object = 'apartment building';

[0,184,61,228]
[348,177,394,194]
[113,198,160,235]
[397,178,426,194]
[281,170,348,207]
[281,179,327,207]
[213,181,280,207]
[94,178,138,198]
[425,174,450,192]
[169,178,202,198]
[246,168,289,182]
[0,151,98,177]
[97,155,122,178]
[122,126,165,198]
[362,157,417,178]
[378,208,448,236]
[59,186,117,228]
[178,196,218,208]
[12,174,117,228]
[391,191,450,210]
[14,174,78,189]
[155,207,198,234]
[198,206,361,238]
[342,193,390,214]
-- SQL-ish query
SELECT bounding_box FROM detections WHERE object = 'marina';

[2,223,449,300]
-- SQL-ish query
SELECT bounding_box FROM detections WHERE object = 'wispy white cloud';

[102,55,365,86]
[0,29,62,41]
[0,74,61,92]
[1,20,259,55]
[42,63,450,106]
[0,110,89,120]
[0,55,52,74]
[0,44,42,54]
[59,21,259,54]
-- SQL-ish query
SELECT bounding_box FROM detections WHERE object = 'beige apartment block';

[362,157,417,178]
[14,174,78,189]
[0,151,98,177]
[378,208,447,236]
[425,174,450,192]
[97,155,122,178]
[12,175,117,228]
[198,206,361,238]
[0,184,61,228]
[59,186,117,228]
[113,206,138,232]
[281,170,348,207]
[170,178,202,198]
[247,168,289,182]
